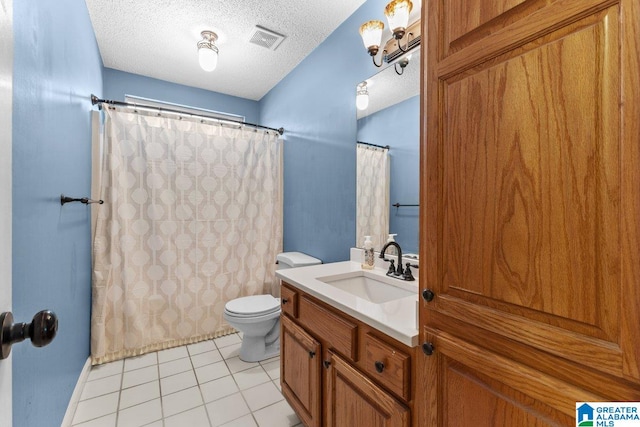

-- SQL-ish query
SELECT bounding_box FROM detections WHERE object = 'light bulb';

[385,0,413,36]
[197,31,219,72]
[199,46,218,72]
[359,20,384,55]
[356,84,369,110]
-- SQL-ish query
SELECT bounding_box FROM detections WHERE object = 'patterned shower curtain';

[91,107,283,364]
[356,143,390,251]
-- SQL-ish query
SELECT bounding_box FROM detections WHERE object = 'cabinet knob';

[422,342,435,356]
[281,298,289,305]
[1,310,58,359]
[309,351,316,358]
[374,361,385,373]
[323,360,331,369]
[422,289,435,302]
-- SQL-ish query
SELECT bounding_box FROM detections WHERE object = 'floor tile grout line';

[114,359,125,427]
[217,333,267,427]
[156,351,167,422]
[188,340,215,427]
[72,362,124,426]
[74,332,298,427]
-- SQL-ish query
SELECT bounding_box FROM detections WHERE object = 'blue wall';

[357,96,420,254]
[104,68,260,124]
[12,1,103,425]
[10,0,414,423]
[259,0,392,263]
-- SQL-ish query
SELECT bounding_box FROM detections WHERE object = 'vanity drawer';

[362,332,411,401]
[280,284,298,318]
[298,296,358,361]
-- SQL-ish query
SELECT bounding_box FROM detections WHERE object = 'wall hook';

[392,203,419,209]
[60,194,104,205]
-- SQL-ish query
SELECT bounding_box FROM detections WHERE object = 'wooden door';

[281,315,322,427]
[326,352,410,427]
[419,0,640,424]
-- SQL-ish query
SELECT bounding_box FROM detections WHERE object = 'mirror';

[356,49,420,255]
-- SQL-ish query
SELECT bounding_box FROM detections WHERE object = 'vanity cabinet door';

[281,315,322,427]
[326,352,410,427]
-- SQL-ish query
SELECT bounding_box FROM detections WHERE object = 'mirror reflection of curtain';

[356,143,389,251]
[91,107,283,365]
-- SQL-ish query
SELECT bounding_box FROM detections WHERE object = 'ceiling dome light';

[356,82,369,111]
[198,30,219,72]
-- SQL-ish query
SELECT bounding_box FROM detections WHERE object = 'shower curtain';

[91,106,283,364]
[356,143,390,251]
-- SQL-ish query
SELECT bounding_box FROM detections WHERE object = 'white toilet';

[223,251,322,362]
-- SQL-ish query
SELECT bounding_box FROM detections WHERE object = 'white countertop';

[276,260,419,347]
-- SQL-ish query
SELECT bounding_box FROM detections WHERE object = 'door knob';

[422,342,435,356]
[422,289,435,302]
[0,310,58,359]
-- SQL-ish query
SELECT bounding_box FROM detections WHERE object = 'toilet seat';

[224,295,280,318]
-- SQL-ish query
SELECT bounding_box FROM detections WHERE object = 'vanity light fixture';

[356,82,369,110]
[395,55,410,75]
[198,30,219,72]
[385,0,413,49]
[360,0,413,68]
[359,20,385,67]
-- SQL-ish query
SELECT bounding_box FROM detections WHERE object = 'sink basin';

[317,271,415,304]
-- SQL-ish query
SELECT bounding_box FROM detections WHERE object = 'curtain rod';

[357,141,390,150]
[90,95,284,135]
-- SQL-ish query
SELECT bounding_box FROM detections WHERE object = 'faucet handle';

[384,259,396,275]
[403,263,415,281]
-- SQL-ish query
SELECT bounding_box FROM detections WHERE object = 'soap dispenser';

[362,235,375,270]
[386,234,398,255]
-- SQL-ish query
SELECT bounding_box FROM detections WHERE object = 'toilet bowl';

[224,252,322,362]
[223,294,281,362]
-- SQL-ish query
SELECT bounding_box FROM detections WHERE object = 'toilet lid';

[225,295,280,316]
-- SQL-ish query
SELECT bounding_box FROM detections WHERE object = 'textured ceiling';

[85,0,367,101]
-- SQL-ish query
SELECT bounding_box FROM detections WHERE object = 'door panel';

[442,7,617,329]
[425,0,640,383]
[423,329,599,426]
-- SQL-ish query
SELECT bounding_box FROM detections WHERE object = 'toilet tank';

[276,252,322,270]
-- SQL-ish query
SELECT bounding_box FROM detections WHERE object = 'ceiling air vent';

[249,25,286,51]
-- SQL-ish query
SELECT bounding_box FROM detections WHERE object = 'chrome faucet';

[379,241,415,281]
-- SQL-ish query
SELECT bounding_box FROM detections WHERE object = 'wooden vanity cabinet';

[281,315,322,427]
[280,282,415,427]
[326,351,410,427]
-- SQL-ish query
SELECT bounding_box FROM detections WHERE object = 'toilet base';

[239,335,280,362]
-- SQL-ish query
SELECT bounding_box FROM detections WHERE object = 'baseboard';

[61,357,92,427]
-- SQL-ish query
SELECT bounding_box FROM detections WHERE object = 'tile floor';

[71,333,302,427]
